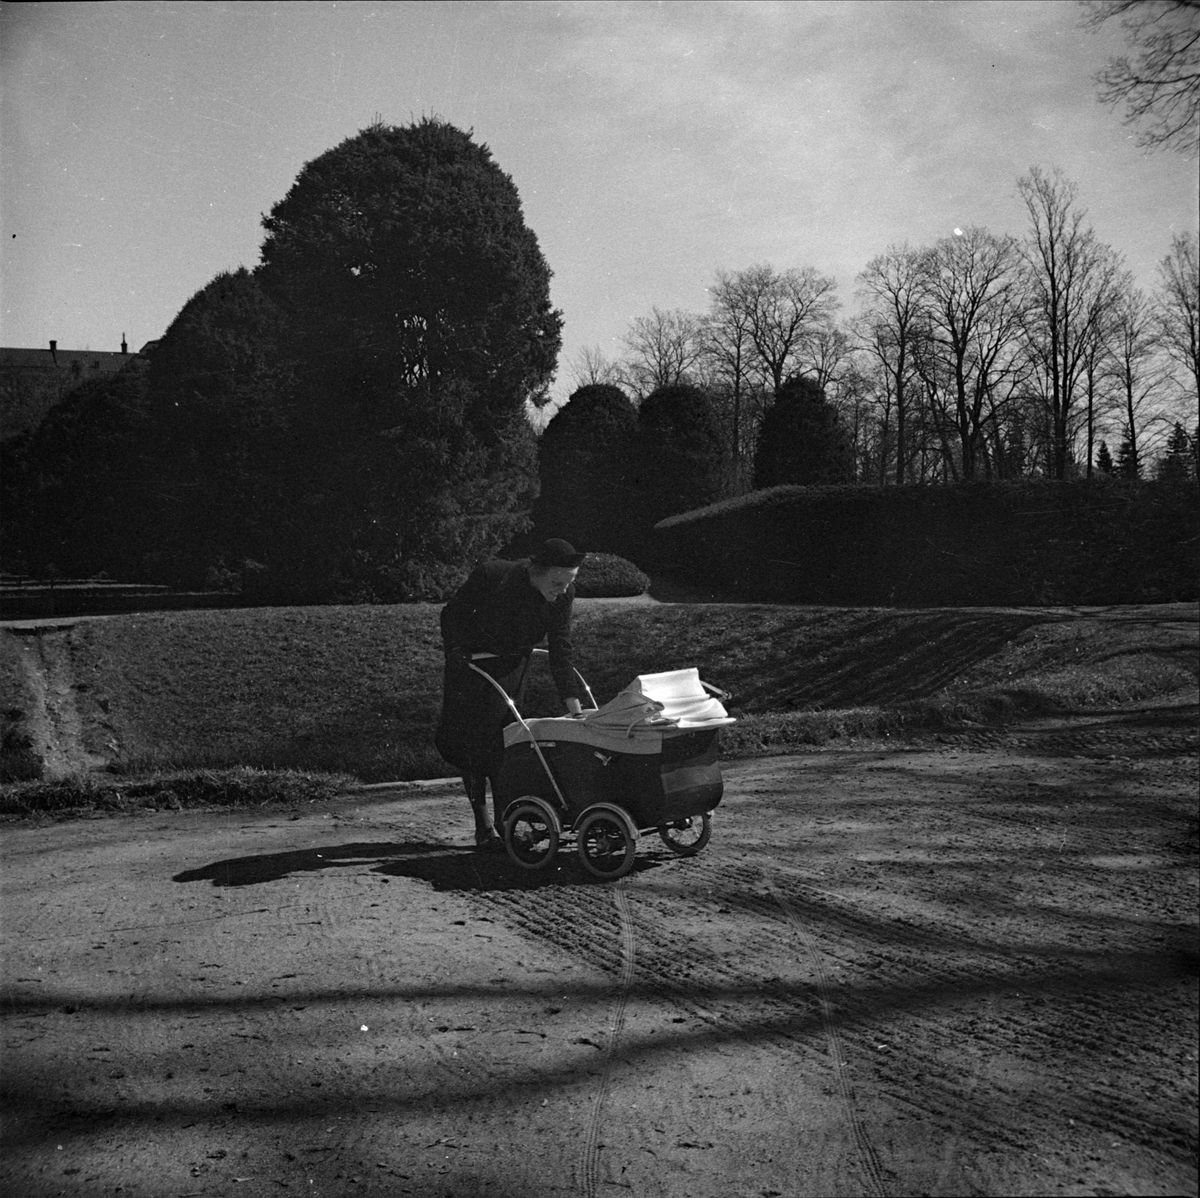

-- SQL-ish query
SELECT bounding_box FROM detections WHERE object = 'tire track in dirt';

[469,836,1195,1173]
[477,876,819,1043]
[467,863,901,1195]
[767,875,888,1198]
[430,725,1197,1184]
[751,860,1195,1156]
[578,881,636,1198]
[759,835,1198,1161]
[693,872,1035,1154]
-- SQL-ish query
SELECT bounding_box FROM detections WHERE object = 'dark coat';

[435,560,584,775]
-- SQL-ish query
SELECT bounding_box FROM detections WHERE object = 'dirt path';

[2,705,1197,1198]
[7,625,110,778]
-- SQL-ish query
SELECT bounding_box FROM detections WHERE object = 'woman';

[435,538,588,850]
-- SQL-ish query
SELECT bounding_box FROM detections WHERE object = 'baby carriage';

[469,653,735,880]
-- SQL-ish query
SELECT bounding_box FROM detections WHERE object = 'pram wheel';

[575,804,639,880]
[658,812,711,856]
[503,797,561,870]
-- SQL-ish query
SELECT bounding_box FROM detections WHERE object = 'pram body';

[484,665,735,879]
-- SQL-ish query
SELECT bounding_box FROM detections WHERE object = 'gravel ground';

[2,701,1197,1198]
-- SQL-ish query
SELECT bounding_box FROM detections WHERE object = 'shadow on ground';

[173,840,661,891]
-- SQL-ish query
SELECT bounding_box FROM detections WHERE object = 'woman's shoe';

[475,830,504,853]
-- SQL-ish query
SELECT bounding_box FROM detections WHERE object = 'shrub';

[534,384,639,554]
[574,553,650,598]
[634,384,727,529]
[753,375,853,487]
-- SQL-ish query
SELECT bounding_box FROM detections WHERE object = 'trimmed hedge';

[574,553,650,598]
[652,479,1199,605]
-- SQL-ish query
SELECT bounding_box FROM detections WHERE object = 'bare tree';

[697,264,839,488]
[1083,0,1200,154]
[1156,230,1200,405]
[909,331,967,482]
[856,245,924,483]
[619,306,704,398]
[808,325,853,394]
[830,360,878,483]
[1107,282,1172,476]
[855,329,902,484]
[702,269,764,475]
[719,263,840,394]
[567,344,624,391]
[983,395,1035,479]
[1078,311,1119,476]
[1018,167,1126,478]
[913,228,1030,480]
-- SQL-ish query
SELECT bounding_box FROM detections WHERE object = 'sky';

[2,0,1197,405]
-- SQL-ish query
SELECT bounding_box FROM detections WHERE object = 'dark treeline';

[3,133,1198,604]
[566,169,1199,495]
[3,118,558,602]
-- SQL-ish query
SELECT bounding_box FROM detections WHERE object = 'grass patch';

[718,693,1060,758]
[1,602,1195,805]
[63,604,448,782]
[565,603,1199,719]
[0,766,354,818]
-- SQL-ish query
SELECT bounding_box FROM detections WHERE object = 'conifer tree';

[534,384,638,552]
[143,268,294,582]
[1115,435,1140,479]
[753,375,854,488]
[1157,422,1196,481]
[634,383,726,526]
[255,118,561,599]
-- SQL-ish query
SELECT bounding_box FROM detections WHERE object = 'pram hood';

[503,667,733,755]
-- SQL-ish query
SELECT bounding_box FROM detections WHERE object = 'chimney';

[49,339,58,364]
[121,333,128,354]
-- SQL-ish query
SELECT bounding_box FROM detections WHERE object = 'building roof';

[0,344,152,441]
[0,346,142,374]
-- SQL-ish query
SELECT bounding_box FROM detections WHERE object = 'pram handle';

[529,647,597,710]
[466,661,570,810]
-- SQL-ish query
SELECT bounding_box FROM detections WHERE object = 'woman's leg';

[488,774,505,835]
[464,772,501,847]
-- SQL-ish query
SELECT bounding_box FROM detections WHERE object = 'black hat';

[531,538,586,568]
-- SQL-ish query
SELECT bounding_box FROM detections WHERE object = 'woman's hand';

[565,697,583,716]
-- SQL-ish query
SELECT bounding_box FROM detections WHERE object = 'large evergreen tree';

[143,268,295,584]
[533,383,638,552]
[753,375,854,488]
[254,118,560,599]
